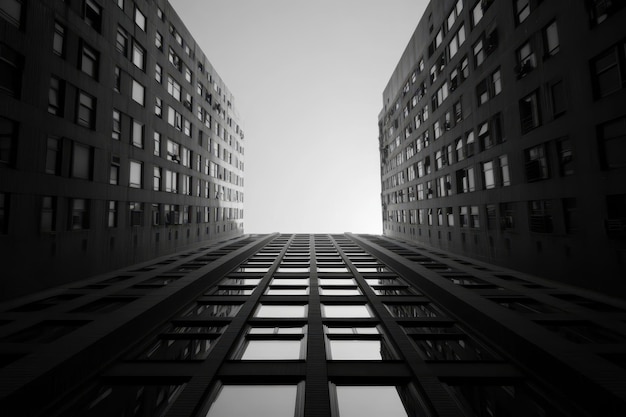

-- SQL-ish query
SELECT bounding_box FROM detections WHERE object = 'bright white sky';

[169,0,428,233]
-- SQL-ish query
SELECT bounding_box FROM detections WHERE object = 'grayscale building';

[1,233,625,416]
[378,0,626,296]
[0,0,245,299]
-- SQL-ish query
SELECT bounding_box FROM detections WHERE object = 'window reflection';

[335,386,411,417]
[206,385,300,417]
[322,304,372,318]
[385,303,440,318]
[255,304,307,318]
[184,303,242,318]
[240,339,303,360]
[320,287,361,296]
[319,278,354,286]
[328,340,386,360]
[138,338,215,360]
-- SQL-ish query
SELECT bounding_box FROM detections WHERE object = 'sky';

[169,0,429,234]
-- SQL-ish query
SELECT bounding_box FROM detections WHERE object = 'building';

[378,0,626,297]
[0,0,245,300]
[0,233,625,416]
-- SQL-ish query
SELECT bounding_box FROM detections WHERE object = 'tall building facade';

[0,0,245,299]
[378,0,626,296]
[0,233,625,416]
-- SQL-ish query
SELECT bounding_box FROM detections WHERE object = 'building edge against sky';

[378,0,626,297]
[0,0,245,299]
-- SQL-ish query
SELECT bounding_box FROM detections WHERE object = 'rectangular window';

[525,144,550,181]
[591,44,625,99]
[53,21,65,56]
[48,76,64,116]
[563,198,577,234]
[473,39,484,67]
[153,132,161,156]
[107,200,117,228]
[516,41,536,77]
[0,0,23,28]
[155,97,163,118]
[482,161,495,189]
[501,202,515,230]
[71,142,92,179]
[155,63,162,83]
[499,154,511,186]
[134,7,146,31]
[77,90,96,129]
[543,20,560,56]
[515,0,530,24]
[84,0,102,32]
[129,160,143,188]
[598,116,626,169]
[40,196,56,233]
[456,167,475,193]
[110,156,120,185]
[45,137,61,175]
[519,90,541,133]
[131,79,145,106]
[556,137,574,176]
[132,41,145,71]
[204,385,300,417]
[129,202,143,226]
[470,205,480,228]
[165,170,178,193]
[114,66,121,92]
[80,42,99,79]
[0,193,7,233]
[69,198,89,230]
[116,27,128,55]
[132,120,144,148]
[606,194,626,238]
[167,77,181,101]
[446,207,454,226]
[529,200,553,233]
[471,1,484,27]
[0,42,23,98]
[153,166,162,191]
[155,31,163,50]
[486,204,497,229]
[550,80,566,117]
[112,109,121,140]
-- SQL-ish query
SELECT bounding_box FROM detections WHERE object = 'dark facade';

[0,0,245,300]
[1,233,625,416]
[378,0,626,296]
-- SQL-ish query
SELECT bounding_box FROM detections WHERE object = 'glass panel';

[255,305,307,318]
[139,338,214,360]
[266,288,309,295]
[249,326,305,335]
[320,288,361,296]
[206,385,298,417]
[322,305,372,318]
[220,278,261,286]
[319,278,354,286]
[329,340,383,360]
[241,340,302,360]
[336,386,408,417]
[271,278,310,285]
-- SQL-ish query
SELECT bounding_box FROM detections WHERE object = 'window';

[587,0,625,25]
[471,1,484,27]
[155,97,163,118]
[482,161,495,189]
[525,144,549,181]
[556,138,573,176]
[543,21,560,57]
[114,67,121,92]
[491,68,502,96]
[515,0,530,24]
[107,201,117,228]
[519,90,541,133]
[80,42,99,79]
[131,41,145,71]
[69,198,89,230]
[328,338,387,360]
[153,166,162,191]
[0,42,23,98]
[549,80,566,117]
[116,27,128,55]
[48,76,64,115]
[71,142,92,179]
[110,157,119,185]
[499,154,511,186]
[529,200,553,233]
[131,79,145,106]
[153,132,161,156]
[77,91,96,129]
[84,0,102,32]
[167,77,181,101]
[473,39,484,67]
[165,170,178,193]
[132,120,144,148]
[53,22,65,56]
[591,44,625,99]
[155,63,162,83]
[322,304,372,318]
[456,167,475,193]
[134,7,146,31]
[598,116,626,169]
[129,202,143,226]
[562,198,578,234]
[516,41,536,77]
[168,106,183,130]
[40,196,56,233]
[129,160,143,188]
[155,31,163,50]
[0,0,23,28]
[204,385,300,417]
[448,24,466,59]
[46,137,61,175]
[606,194,626,238]
[112,110,121,140]
[255,304,307,318]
